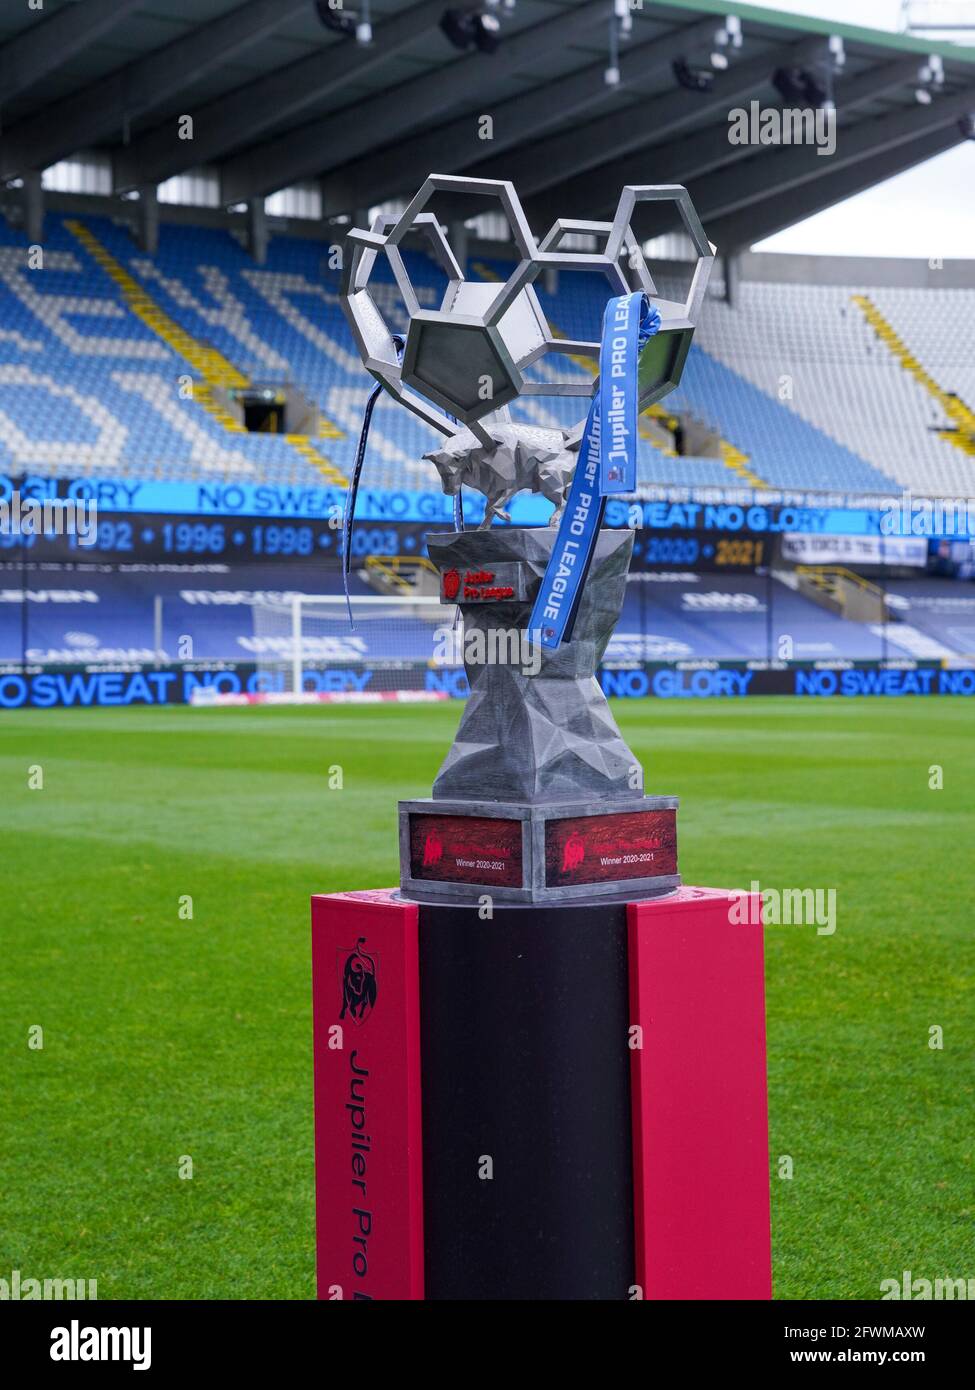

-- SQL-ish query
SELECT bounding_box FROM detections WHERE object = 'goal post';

[250,592,461,700]
[291,593,301,696]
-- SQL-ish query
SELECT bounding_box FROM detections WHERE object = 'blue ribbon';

[445,411,464,532]
[528,292,659,650]
[600,292,660,494]
[343,335,404,628]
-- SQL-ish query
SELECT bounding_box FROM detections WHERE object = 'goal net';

[248,593,460,701]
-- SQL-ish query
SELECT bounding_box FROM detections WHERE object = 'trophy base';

[398,794,680,904]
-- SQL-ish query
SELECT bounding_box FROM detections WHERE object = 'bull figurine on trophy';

[342,174,714,903]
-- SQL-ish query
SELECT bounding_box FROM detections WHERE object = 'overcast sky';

[749,0,975,256]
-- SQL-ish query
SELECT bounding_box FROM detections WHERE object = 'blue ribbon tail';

[343,380,382,630]
[343,336,404,630]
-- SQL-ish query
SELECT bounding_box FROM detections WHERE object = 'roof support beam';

[689,82,975,225]
[320,15,721,215]
[0,0,143,104]
[247,197,268,266]
[414,35,834,229]
[219,0,611,206]
[136,183,160,256]
[523,55,923,228]
[22,169,43,245]
[419,36,828,228]
[115,0,446,192]
[0,0,309,181]
[709,121,965,251]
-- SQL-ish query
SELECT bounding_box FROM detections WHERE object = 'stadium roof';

[0,0,973,253]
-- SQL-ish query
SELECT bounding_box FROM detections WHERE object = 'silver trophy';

[342,174,713,902]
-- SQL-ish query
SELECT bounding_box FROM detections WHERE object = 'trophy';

[311,176,772,1302]
[342,174,714,903]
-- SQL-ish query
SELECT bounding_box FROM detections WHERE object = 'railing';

[796,565,887,601]
[364,554,440,596]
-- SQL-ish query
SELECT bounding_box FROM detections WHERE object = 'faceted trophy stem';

[427,527,643,805]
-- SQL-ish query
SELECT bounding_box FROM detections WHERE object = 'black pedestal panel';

[417,900,635,1300]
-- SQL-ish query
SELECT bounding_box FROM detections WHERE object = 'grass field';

[2,697,973,1300]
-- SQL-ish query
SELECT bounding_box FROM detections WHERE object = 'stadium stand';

[7,560,974,669]
[2,200,973,673]
[3,210,974,502]
[0,559,456,671]
[0,212,345,487]
[885,576,975,656]
[699,279,975,496]
[613,570,964,663]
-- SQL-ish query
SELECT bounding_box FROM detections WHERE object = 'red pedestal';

[311,886,771,1300]
[311,890,423,1301]
[627,887,771,1300]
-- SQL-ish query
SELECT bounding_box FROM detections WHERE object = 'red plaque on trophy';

[407,812,523,888]
[544,808,678,888]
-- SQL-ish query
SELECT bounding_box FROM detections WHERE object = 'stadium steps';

[852,294,975,460]
[65,220,249,390]
[316,413,345,441]
[638,405,678,456]
[363,554,441,597]
[65,219,348,489]
[283,432,348,486]
[191,382,245,432]
[719,438,764,488]
[796,565,889,625]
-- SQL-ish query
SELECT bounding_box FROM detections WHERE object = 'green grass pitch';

[1,697,972,1300]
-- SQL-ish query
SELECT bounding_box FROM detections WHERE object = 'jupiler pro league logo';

[339,937,378,1025]
[562,831,586,873]
[423,830,443,867]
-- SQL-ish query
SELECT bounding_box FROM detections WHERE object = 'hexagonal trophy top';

[341,174,714,446]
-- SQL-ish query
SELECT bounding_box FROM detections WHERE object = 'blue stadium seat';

[1,208,967,500]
